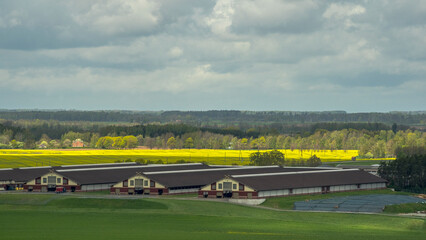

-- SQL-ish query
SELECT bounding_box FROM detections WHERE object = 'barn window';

[150,180,155,187]
[63,178,68,185]
[48,176,56,184]
[123,180,128,187]
[211,183,216,190]
[57,178,61,184]
[130,180,134,186]
[239,184,244,191]
[43,178,47,184]
[36,178,41,184]
[232,184,237,190]
[144,180,148,187]
[135,179,143,187]
[289,189,293,194]
[218,183,222,189]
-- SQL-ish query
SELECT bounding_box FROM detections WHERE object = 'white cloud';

[323,3,366,19]
[231,0,320,33]
[72,0,160,36]
[168,46,183,58]
[205,0,235,36]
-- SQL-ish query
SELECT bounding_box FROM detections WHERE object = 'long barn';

[110,166,335,195]
[199,169,387,199]
[0,163,217,192]
[1,163,388,198]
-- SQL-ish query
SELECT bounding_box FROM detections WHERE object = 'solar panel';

[294,194,423,213]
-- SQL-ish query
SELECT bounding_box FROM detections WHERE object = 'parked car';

[55,187,66,193]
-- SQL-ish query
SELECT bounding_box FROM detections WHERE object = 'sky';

[0,0,425,112]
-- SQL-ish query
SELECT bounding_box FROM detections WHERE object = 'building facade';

[24,170,81,192]
[199,169,387,199]
[110,173,168,195]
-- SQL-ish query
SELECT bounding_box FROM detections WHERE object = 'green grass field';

[384,203,426,214]
[0,193,423,240]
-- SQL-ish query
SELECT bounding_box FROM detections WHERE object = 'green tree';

[62,139,72,148]
[98,136,114,149]
[249,150,284,166]
[240,138,248,150]
[9,139,24,149]
[136,135,144,146]
[112,137,124,148]
[306,155,321,167]
[123,135,138,148]
[167,137,177,149]
[38,141,48,149]
[90,133,100,148]
[184,137,194,149]
[378,147,425,193]
[49,140,59,148]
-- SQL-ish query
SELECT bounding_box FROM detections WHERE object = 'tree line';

[378,147,425,193]
[1,110,424,125]
[1,120,424,159]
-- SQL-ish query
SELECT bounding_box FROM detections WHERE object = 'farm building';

[0,162,141,191]
[110,166,336,195]
[0,166,52,191]
[0,162,217,192]
[72,139,84,148]
[336,164,380,175]
[1,162,388,198]
[23,163,219,192]
[199,169,387,199]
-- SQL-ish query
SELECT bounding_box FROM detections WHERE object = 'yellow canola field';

[0,149,361,168]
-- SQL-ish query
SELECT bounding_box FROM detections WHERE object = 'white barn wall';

[81,184,111,191]
[256,183,386,198]
[169,188,199,194]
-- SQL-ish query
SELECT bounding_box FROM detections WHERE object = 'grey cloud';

[231,0,324,34]
[0,0,424,111]
[381,0,426,27]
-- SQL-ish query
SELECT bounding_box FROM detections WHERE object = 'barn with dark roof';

[199,169,387,199]
[1,163,388,198]
[13,163,216,192]
[110,166,331,195]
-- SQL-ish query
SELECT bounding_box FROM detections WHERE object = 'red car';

[55,187,66,193]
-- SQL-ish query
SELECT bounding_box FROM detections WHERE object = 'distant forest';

[0,110,425,126]
[0,110,424,158]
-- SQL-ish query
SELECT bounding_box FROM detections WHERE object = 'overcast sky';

[0,0,425,112]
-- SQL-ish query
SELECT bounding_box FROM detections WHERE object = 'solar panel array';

[294,194,424,213]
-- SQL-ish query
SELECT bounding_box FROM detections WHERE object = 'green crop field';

[0,193,423,240]
[0,149,388,168]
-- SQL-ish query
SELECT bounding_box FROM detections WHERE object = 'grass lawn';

[384,203,426,214]
[161,193,198,198]
[262,189,413,210]
[0,193,424,240]
[73,190,110,195]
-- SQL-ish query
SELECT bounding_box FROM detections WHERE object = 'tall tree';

[167,137,176,149]
[184,137,194,149]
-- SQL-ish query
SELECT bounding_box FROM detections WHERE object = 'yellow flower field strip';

[0,149,362,168]
[0,149,358,156]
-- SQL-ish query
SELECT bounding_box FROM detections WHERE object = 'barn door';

[223,182,232,198]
